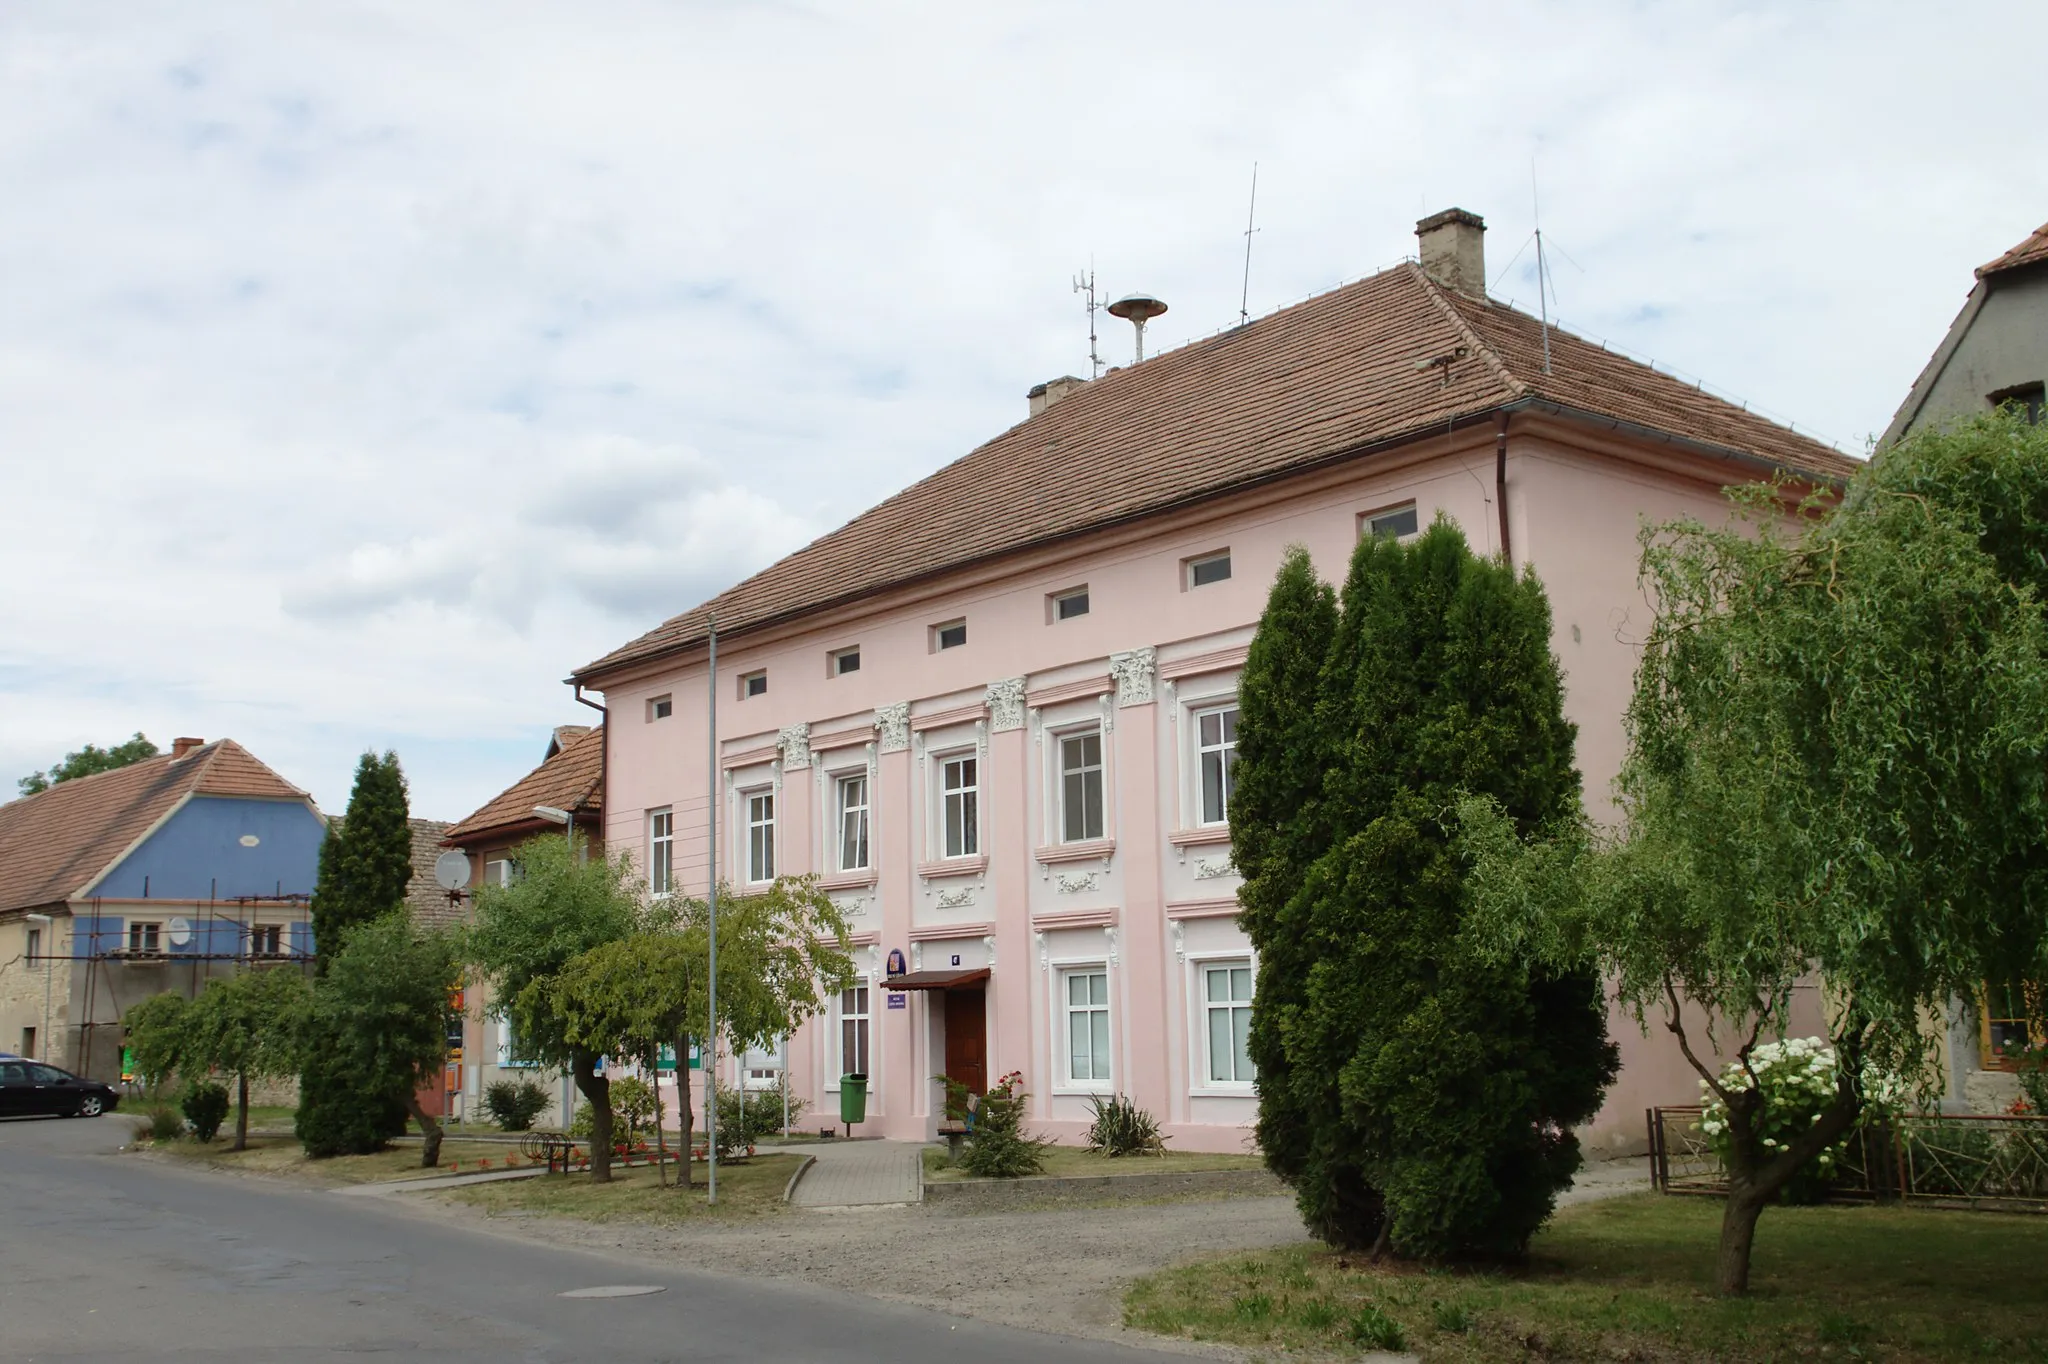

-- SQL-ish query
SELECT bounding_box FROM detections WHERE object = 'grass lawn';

[922,1144,1266,1182]
[146,1132,518,1184]
[436,1153,802,1223]
[1123,1193,2048,1362]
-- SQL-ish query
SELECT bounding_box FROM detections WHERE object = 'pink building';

[572,210,1855,1155]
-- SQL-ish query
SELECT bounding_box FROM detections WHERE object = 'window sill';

[917,855,987,881]
[1189,1085,1257,1099]
[818,870,877,892]
[1035,838,1116,866]
[1168,826,1233,849]
[1052,1084,1114,1098]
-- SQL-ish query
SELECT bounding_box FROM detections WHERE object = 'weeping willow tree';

[1463,411,2048,1295]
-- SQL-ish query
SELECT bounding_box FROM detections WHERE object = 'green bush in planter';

[481,1078,551,1131]
[179,1080,231,1144]
[1084,1093,1166,1157]
[961,1072,1049,1178]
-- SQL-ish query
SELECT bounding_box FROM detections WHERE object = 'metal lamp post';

[25,912,52,1063]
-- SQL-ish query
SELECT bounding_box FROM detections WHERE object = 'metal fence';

[1647,1105,2048,1213]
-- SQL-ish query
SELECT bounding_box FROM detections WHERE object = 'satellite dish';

[434,850,473,892]
[167,917,192,948]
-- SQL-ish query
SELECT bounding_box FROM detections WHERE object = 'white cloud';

[2,1,2044,816]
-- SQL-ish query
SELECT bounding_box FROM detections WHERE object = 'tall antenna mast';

[1073,267,1104,379]
[1238,161,1260,326]
[1532,162,1552,375]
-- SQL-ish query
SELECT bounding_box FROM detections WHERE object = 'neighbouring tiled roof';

[1978,222,2048,279]
[0,741,312,915]
[576,264,1856,682]
[547,725,591,759]
[405,817,458,928]
[442,725,604,845]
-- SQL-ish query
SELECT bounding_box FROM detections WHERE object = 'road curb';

[922,1166,1280,1208]
[782,1154,818,1204]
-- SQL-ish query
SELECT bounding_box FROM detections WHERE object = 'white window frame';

[1195,955,1256,1090]
[648,807,675,896]
[1185,549,1232,589]
[1055,726,1106,844]
[739,670,767,699]
[1056,963,1113,1092]
[248,924,283,957]
[1361,500,1420,541]
[24,927,40,962]
[128,921,161,954]
[829,646,861,677]
[932,618,968,652]
[1193,703,1240,828]
[483,857,515,887]
[834,771,870,873]
[1049,585,1090,622]
[744,788,776,884]
[829,978,872,1090]
[647,693,673,721]
[937,750,980,859]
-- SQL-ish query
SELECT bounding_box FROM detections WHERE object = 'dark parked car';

[0,1060,121,1118]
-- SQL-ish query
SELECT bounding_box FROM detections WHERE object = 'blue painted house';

[0,738,326,1081]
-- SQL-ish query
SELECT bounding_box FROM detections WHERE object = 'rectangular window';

[831,646,861,676]
[24,928,40,961]
[648,694,673,721]
[838,982,871,1078]
[740,670,767,699]
[20,1026,35,1059]
[1051,586,1090,621]
[933,619,967,651]
[248,924,282,957]
[836,773,870,872]
[1059,730,1105,843]
[649,808,674,895]
[128,922,160,954]
[1204,962,1255,1084]
[746,791,776,882]
[1196,706,1240,826]
[1984,978,2042,1068]
[1365,502,1420,540]
[941,755,979,858]
[1187,550,1232,588]
[497,1016,532,1068]
[483,858,515,887]
[1989,382,2045,425]
[1063,968,1111,1085]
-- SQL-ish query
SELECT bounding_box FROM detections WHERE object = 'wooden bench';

[937,1121,970,1162]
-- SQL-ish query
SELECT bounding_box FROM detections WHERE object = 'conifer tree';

[310,751,414,973]
[1236,522,1617,1258]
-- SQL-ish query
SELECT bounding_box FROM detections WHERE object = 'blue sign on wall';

[887,993,907,1010]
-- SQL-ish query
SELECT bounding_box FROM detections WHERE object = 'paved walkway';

[780,1139,924,1207]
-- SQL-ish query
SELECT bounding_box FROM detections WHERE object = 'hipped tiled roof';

[442,725,604,846]
[0,741,311,915]
[577,263,1856,682]
[1978,222,2048,280]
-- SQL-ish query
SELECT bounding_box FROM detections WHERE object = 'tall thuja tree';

[311,751,414,974]
[1232,548,1341,1213]
[312,913,461,1167]
[1462,410,2048,1295]
[1240,522,1616,1258]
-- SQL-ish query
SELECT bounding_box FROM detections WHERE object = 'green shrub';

[1348,1305,1405,1352]
[481,1078,551,1131]
[713,1083,808,1157]
[610,1075,656,1141]
[961,1071,1049,1178]
[179,1081,231,1143]
[295,1040,405,1158]
[138,1103,185,1143]
[1083,1092,1165,1157]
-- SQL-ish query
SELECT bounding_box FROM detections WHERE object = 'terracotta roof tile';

[405,818,459,928]
[0,741,310,915]
[576,266,1856,681]
[1978,222,2048,279]
[442,725,604,846]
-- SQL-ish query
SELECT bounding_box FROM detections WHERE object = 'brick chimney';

[1416,208,1487,298]
[1027,374,1087,418]
[171,737,204,760]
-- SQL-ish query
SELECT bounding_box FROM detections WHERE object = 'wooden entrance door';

[943,988,987,1096]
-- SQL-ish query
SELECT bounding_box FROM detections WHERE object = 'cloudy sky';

[3,2,2042,819]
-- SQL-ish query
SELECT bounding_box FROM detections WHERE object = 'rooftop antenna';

[1073,267,1104,379]
[1532,160,1552,375]
[1108,292,1169,362]
[1238,161,1260,326]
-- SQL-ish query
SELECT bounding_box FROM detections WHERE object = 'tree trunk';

[1715,1184,1769,1295]
[571,1049,613,1184]
[651,1054,669,1189]
[402,1090,444,1168]
[675,1033,693,1190]
[232,1072,250,1152]
[1713,1088,1863,1295]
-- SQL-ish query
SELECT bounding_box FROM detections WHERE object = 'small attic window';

[1363,502,1420,540]
[1989,382,2044,425]
[831,646,861,677]
[933,619,967,651]
[1051,586,1090,622]
[648,695,673,721]
[1186,550,1232,589]
[740,670,767,699]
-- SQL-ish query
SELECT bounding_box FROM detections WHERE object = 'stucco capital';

[875,702,911,753]
[777,722,812,771]
[984,676,1027,732]
[1108,647,1157,707]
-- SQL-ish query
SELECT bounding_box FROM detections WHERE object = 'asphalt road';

[0,1113,1194,1363]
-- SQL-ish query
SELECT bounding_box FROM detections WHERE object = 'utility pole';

[705,613,719,1205]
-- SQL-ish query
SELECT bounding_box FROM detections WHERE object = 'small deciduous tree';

[18,732,158,797]
[122,991,191,1092]
[1236,527,1617,1260]
[183,966,310,1150]
[311,912,461,1166]
[468,835,639,1182]
[1461,412,2048,1295]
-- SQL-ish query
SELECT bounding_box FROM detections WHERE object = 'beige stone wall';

[2,911,75,1068]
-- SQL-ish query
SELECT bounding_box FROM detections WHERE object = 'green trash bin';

[839,1073,869,1127]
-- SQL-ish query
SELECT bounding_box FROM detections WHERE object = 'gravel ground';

[416,1159,1650,1353]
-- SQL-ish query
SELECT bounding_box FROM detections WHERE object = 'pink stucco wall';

[596,414,1823,1154]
